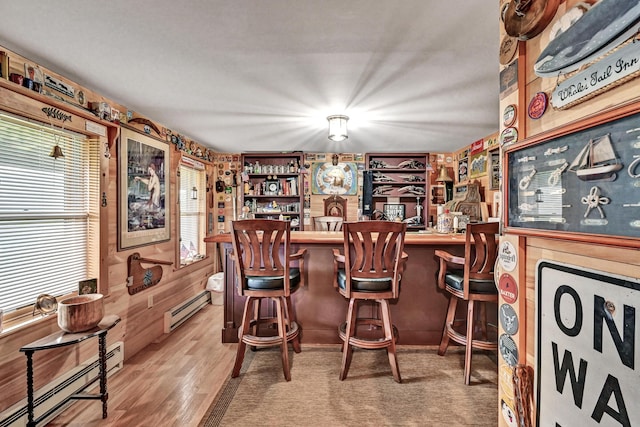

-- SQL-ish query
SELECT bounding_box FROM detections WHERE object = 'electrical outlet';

[147,295,153,309]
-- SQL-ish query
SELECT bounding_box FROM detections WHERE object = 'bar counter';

[205,231,466,344]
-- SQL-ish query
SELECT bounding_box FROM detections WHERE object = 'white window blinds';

[0,112,100,313]
[179,162,206,265]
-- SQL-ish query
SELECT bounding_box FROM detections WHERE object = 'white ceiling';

[0,1,500,154]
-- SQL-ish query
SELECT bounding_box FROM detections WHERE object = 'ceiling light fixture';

[327,115,349,142]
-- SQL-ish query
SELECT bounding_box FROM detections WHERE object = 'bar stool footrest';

[241,321,299,347]
[338,319,398,350]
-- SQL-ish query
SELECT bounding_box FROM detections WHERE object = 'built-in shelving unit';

[240,152,304,230]
[365,153,430,230]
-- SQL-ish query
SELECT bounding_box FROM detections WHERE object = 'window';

[178,158,206,266]
[0,112,100,315]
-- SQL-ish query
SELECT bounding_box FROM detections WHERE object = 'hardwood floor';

[47,304,236,427]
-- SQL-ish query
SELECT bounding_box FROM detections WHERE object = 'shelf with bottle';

[241,152,305,229]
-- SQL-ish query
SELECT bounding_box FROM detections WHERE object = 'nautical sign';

[551,41,640,110]
[536,261,640,426]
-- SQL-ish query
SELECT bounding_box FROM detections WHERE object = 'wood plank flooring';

[47,304,236,427]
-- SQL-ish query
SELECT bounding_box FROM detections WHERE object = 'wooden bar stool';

[332,220,408,382]
[230,219,306,381]
[314,216,344,231]
[435,221,499,384]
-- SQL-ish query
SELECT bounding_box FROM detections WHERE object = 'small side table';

[19,314,120,427]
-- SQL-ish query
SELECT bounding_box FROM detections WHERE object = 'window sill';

[0,312,57,339]
[177,255,209,270]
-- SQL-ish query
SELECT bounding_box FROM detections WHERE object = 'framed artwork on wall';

[469,150,488,179]
[118,126,170,250]
[311,162,358,195]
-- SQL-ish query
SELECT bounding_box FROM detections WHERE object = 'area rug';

[199,346,498,426]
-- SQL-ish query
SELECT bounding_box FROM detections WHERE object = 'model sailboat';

[568,134,622,181]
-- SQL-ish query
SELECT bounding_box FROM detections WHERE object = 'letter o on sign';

[554,285,583,337]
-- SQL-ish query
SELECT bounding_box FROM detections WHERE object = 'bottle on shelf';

[436,208,454,233]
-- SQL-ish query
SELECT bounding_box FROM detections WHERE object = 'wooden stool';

[435,221,499,384]
[332,220,408,382]
[230,219,306,381]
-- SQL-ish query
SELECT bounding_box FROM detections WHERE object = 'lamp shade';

[327,115,349,142]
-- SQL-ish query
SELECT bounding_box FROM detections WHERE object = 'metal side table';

[19,314,120,426]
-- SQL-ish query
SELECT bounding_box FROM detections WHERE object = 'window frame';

[177,155,208,268]
[0,95,111,333]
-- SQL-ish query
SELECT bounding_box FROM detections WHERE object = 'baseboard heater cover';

[163,290,211,333]
[0,341,124,427]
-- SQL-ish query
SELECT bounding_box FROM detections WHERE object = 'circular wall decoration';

[503,104,517,127]
[499,303,519,335]
[499,35,518,65]
[528,91,548,119]
[499,333,519,366]
[500,127,518,146]
[498,240,517,272]
[499,273,518,304]
[311,162,357,195]
[503,0,561,41]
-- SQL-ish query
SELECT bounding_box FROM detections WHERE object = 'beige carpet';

[200,345,498,426]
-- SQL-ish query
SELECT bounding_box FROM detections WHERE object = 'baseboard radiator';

[163,290,211,333]
[0,341,124,427]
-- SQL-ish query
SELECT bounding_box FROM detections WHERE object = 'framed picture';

[311,162,358,195]
[469,150,488,179]
[504,104,640,243]
[383,204,405,221]
[118,126,170,250]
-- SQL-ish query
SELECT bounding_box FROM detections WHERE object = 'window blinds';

[0,112,100,312]
[179,164,205,264]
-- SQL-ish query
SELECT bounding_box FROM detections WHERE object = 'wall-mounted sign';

[499,273,518,304]
[499,241,517,272]
[499,333,518,367]
[500,127,518,146]
[528,91,548,119]
[551,41,640,110]
[500,303,519,335]
[536,260,640,426]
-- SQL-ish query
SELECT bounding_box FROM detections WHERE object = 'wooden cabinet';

[365,153,430,230]
[240,152,304,230]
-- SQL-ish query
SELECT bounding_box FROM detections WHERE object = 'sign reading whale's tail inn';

[536,261,640,427]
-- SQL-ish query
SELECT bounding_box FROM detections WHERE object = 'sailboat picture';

[568,134,622,181]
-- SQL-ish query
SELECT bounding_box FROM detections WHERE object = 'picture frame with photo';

[118,126,170,250]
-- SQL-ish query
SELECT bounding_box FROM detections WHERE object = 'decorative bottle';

[437,209,454,233]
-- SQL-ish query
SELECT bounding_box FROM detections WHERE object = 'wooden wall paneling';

[0,48,218,413]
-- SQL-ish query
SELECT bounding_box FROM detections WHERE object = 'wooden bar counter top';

[205,230,467,344]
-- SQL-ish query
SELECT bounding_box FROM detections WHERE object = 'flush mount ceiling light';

[327,115,349,142]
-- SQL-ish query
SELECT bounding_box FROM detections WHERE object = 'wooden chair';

[332,220,408,382]
[435,221,499,384]
[313,216,344,231]
[324,194,347,218]
[230,219,307,381]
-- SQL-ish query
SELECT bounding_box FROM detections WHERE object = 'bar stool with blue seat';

[332,220,408,382]
[435,221,499,384]
[230,219,307,381]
